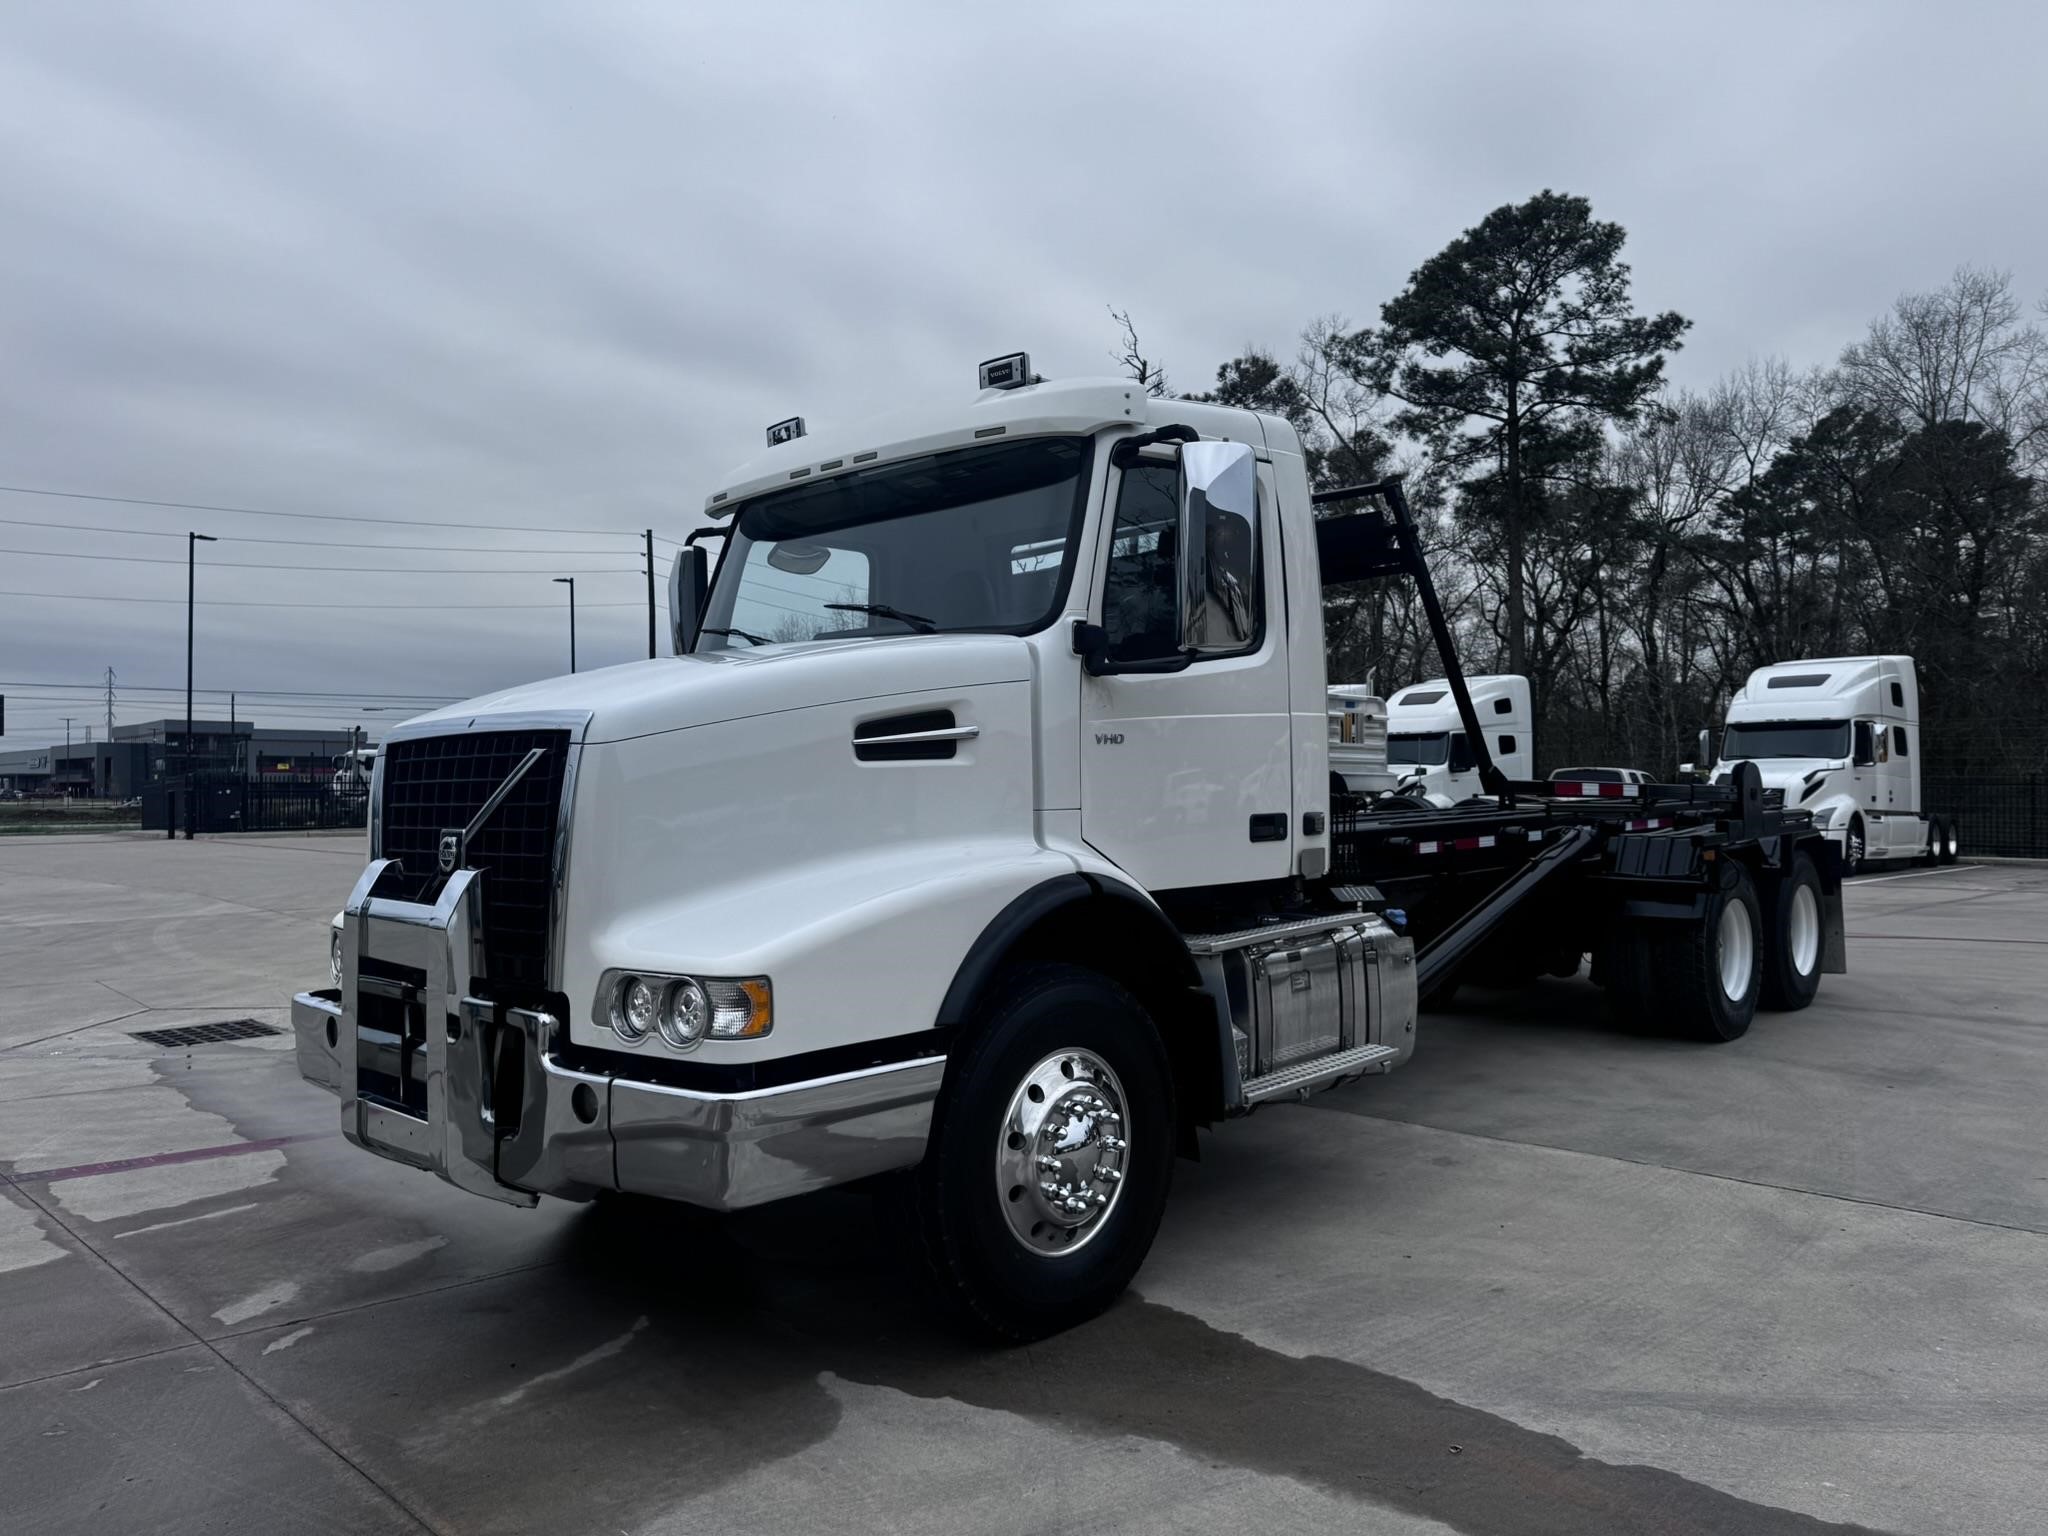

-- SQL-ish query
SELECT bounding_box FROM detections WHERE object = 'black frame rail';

[1312,477,1510,799]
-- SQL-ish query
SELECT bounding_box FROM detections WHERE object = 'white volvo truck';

[294,360,1844,1339]
[1706,655,1958,874]
[1383,674,1533,804]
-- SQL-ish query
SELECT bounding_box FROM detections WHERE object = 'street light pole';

[185,531,216,839]
[553,576,577,673]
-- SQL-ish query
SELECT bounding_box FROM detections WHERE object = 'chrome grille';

[378,730,570,989]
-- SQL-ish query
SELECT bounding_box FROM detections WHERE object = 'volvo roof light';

[978,352,1033,391]
[765,416,807,447]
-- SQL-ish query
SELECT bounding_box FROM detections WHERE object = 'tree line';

[1120,191,2048,777]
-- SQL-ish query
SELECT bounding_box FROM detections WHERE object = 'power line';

[0,589,644,610]
[0,515,652,554]
[0,482,654,539]
[0,680,460,699]
[0,547,645,574]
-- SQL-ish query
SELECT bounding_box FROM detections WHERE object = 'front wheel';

[1844,817,1866,877]
[896,963,1175,1342]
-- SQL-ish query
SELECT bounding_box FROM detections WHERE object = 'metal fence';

[142,771,368,835]
[1924,776,2048,859]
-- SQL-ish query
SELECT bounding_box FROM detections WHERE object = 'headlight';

[595,969,772,1050]
[659,978,708,1048]
[611,976,660,1044]
[330,929,344,987]
[1810,805,1836,828]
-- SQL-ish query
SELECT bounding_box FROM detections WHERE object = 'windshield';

[700,436,1093,649]
[1552,767,1622,782]
[1387,732,1449,767]
[1722,720,1850,759]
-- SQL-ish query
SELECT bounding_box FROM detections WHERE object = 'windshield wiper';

[823,602,937,634]
[700,626,772,646]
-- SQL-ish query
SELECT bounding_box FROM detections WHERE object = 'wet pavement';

[3,834,2044,1534]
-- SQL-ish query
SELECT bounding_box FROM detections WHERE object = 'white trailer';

[1709,654,1958,873]
[1383,674,1532,804]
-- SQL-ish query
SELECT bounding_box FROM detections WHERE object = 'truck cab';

[1384,674,1532,804]
[1711,655,1946,871]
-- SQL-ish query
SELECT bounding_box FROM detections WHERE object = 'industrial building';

[0,719,377,797]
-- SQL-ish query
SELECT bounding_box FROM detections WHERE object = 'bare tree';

[1108,307,1169,398]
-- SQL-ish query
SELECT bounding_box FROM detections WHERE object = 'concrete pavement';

[2,835,2044,1534]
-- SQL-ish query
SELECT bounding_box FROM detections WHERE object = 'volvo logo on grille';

[437,831,462,874]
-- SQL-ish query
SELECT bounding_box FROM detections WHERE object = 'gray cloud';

[3,0,2043,741]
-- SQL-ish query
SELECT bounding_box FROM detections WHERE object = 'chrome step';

[1241,1042,1400,1105]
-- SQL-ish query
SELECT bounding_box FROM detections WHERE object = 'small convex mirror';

[767,541,830,576]
[1176,440,1258,654]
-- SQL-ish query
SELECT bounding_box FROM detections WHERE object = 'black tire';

[1843,816,1866,877]
[1920,817,1942,867]
[1759,854,1824,1012]
[1938,816,1959,865]
[896,963,1174,1342]
[1650,863,1764,1042]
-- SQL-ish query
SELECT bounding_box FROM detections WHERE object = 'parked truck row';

[294,359,1849,1339]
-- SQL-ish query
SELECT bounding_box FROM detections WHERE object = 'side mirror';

[1176,440,1258,655]
[668,545,708,655]
[1696,727,1711,768]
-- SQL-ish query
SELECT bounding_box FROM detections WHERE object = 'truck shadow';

[510,1187,1892,1536]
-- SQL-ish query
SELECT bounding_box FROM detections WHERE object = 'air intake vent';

[854,709,962,762]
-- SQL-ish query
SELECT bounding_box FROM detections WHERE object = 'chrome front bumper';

[294,859,943,1212]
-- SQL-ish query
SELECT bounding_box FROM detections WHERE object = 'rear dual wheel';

[1607,865,1764,1042]
[1759,854,1823,1012]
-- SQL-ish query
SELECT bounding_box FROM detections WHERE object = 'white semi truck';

[294,360,1845,1339]
[1706,655,1958,874]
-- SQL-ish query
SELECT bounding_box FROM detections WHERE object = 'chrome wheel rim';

[1717,899,1755,1002]
[995,1048,1130,1257]
[1788,883,1820,976]
[1848,826,1864,870]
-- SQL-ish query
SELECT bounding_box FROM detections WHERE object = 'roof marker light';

[766,416,806,447]
[978,352,1032,391]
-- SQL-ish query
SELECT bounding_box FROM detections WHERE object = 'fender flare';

[934,872,1201,1030]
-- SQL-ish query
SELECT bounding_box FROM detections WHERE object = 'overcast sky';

[3,0,2043,747]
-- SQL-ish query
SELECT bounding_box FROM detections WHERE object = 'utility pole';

[104,666,115,738]
[645,529,657,659]
[63,718,74,797]
[186,531,216,839]
[553,576,577,673]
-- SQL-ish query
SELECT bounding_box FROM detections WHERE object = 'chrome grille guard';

[300,857,611,1208]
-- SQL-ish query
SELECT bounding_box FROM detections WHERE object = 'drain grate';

[130,1018,284,1049]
